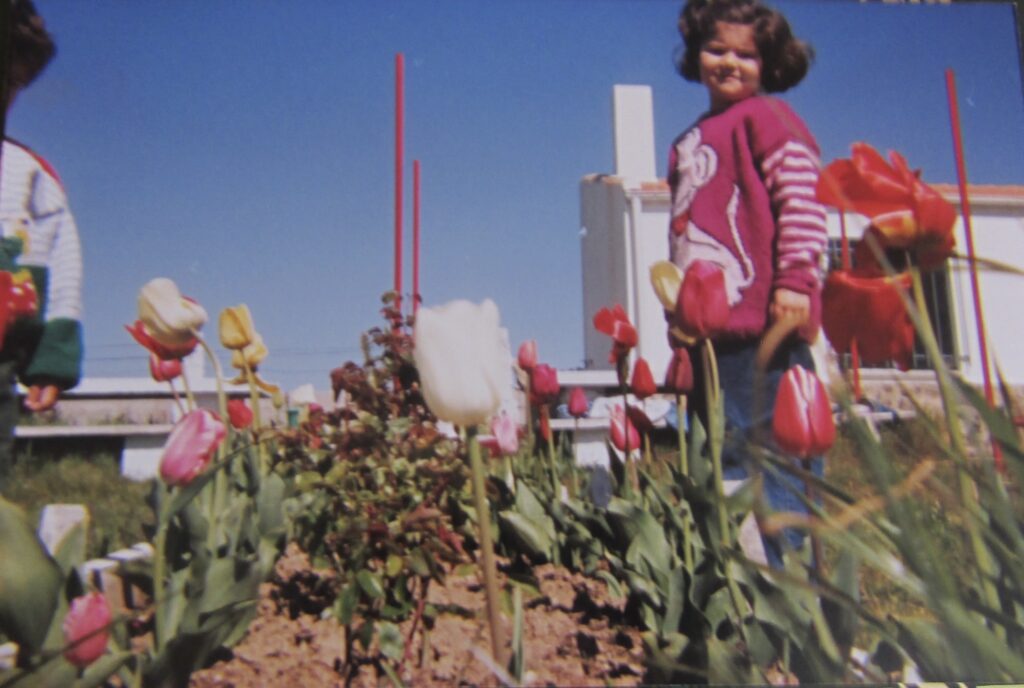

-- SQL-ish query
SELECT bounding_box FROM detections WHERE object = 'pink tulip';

[63,592,111,668]
[609,404,640,454]
[665,348,694,394]
[676,260,730,339]
[630,357,657,400]
[567,387,588,418]
[159,409,226,486]
[772,365,836,458]
[529,363,560,406]
[227,399,254,429]
[126,320,197,360]
[517,339,538,371]
[149,353,182,383]
[489,413,519,455]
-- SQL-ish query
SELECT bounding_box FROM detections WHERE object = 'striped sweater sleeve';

[760,140,828,295]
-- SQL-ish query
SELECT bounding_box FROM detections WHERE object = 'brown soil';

[189,544,645,687]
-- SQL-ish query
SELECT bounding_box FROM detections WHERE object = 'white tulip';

[137,278,208,348]
[413,299,507,427]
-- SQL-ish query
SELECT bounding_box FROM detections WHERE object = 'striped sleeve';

[761,140,828,295]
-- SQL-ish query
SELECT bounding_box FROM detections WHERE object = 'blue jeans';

[689,337,823,568]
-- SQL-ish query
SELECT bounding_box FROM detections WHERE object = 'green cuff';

[22,318,82,390]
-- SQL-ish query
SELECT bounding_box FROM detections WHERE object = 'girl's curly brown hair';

[676,0,813,94]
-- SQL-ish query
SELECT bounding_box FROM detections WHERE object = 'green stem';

[243,360,268,475]
[620,362,638,494]
[468,428,506,666]
[677,394,689,477]
[197,336,230,544]
[910,267,1001,630]
[180,365,196,411]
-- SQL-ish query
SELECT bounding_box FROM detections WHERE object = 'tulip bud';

[149,353,182,383]
[159,409,226,486]
[567,387,588,418]
[772,365,835,459]
[665,348,693,394]
[517,340,538,371]
[413,299,508,427]
[227,399,254,429]
[630,357,657,400]
[219,304,257,350]
[529,363,560,406]
[649,261,683,311]
[63,592,111,668]
[677,260,730,339]
[609,404,640,454]
[137,278,207,352]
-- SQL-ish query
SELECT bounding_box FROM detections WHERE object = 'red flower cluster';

[0,270,37,349]
[593,305,637,364]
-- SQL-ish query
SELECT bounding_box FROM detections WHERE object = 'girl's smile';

[699,21,762,111]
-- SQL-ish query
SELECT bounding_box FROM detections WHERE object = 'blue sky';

[12,0,1024,393]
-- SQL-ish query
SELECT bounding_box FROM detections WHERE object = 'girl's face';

[699,21,762,111]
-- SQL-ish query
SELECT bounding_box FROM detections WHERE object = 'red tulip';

[593,305,638,364]
[609,404,640,454]
[676,260,730,339]
[665,348,694,394]
[126,320,198,360]
[630,357,657,400]
[567,387,589,418]
[822,269,915,370]
[773,365,836,458]
[817,143,956,269]
[149,353,182,382]
[626,404,655,435]
[227,399,254,429]
[529,363,560,406]
[517,339,538,371]
[63,592,111,668]
[159,409,226,486]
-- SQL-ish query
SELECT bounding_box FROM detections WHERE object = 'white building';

[579,85,1024,388]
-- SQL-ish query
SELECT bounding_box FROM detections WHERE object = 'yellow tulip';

[649,261,683,312]
[219,304,256,350]
[231,333,268,370]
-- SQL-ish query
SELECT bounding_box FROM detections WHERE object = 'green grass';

[6,439,155,560]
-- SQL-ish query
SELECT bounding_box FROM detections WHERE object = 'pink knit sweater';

[667,96,827,340]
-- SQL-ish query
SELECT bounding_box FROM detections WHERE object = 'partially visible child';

[667,0,827,566]
[0,0,84,494]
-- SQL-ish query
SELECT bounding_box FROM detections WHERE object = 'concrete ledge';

[15,423,175,438]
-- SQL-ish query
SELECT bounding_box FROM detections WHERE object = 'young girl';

[668,0,827,567]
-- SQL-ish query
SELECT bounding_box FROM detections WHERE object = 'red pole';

[945,69,1001,468]
[394,53,405,316]
[839,212,862,399]
[413,159,421,317]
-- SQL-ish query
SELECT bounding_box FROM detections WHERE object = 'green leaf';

[356,570,385,600]
[378,621,404,661]
[79,651,134,688]
[385,554,404,578]
[335,583,359,625]
[50,521,87,579]
[0,497,62,654]
[498,511,552,562]
[356,620,375,650]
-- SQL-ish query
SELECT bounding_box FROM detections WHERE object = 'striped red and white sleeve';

[761,140,828,295]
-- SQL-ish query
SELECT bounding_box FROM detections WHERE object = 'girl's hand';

[770,288,810,326]
[25,384,59,412]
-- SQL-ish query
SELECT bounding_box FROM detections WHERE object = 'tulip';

[230,333,269,370]
[772,365,836,458]
[567,387,588,418]
[676,260,730,339]
[485,412,519,456]
[149,353,182,383]
[593,304,638,364]
[159,408,226,487]
[227,399,253,429]
[822,269,914,370]
[630,357,657,400]
[609,404,640,455]
[136,278,207,355]
[517,340,538,371]
[529,363,560,406]
[413,299,508,427]
[626,404,655,436]
[62,592,111,668]
[649,261,684,312]
[126,320,197,360]
[817,143,956,270]
[665,347,694,394]
[219,304,257,350]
